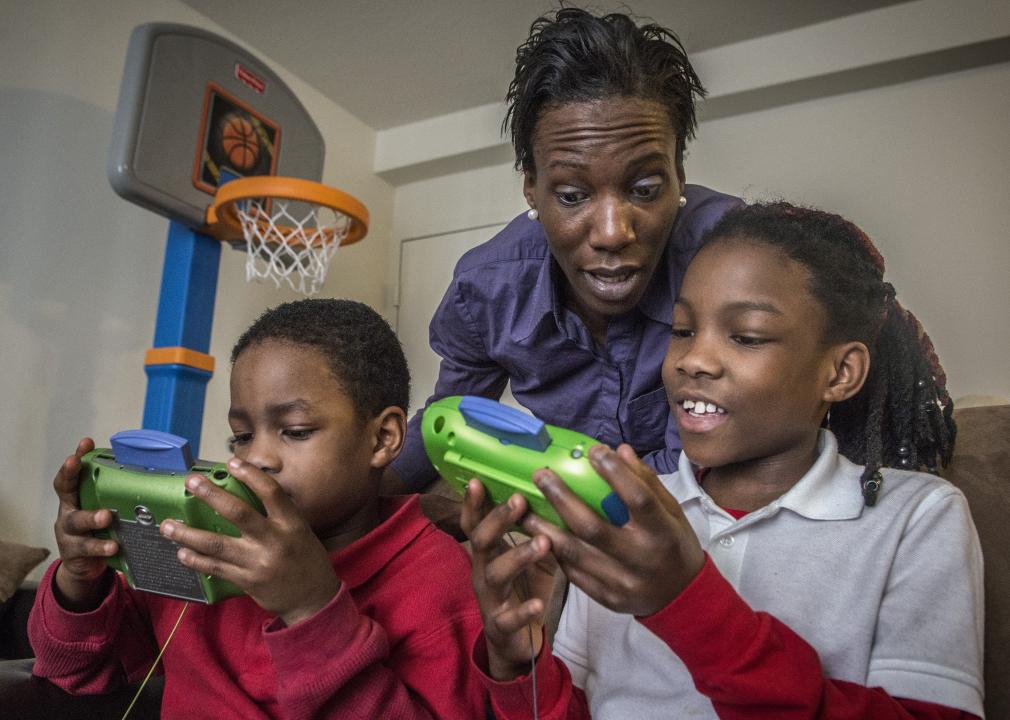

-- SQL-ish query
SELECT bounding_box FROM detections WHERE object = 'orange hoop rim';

[205,176,369,247]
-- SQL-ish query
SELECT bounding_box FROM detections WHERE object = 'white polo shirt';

[554,430,985,718]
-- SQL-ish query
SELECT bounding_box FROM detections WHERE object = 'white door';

[396,223,523,415]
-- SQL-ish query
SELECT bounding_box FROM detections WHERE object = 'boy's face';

[662,240,839,474]
[228,339,382,541]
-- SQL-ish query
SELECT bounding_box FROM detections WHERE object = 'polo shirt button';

[718,535,735,548]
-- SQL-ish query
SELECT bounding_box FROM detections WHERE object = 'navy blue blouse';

[393,184,743,491]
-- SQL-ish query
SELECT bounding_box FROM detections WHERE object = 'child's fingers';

[520,512,624,591]
[555,560,632,613]
[522,511,661,614]
[52,438,95,508]
[488,597,546,639]
[59,530,118,561]
[56,509,118,564]
[531,467,623,553]
[182,471,268,536]
[614,444,686,520]
[67,535,119,560]
[172,543,241,586]
[61,507,115,536]
[585,444,673,539]
[160,520,248,587]
[459,478,490,539]
[466,489,528,563]
[526,445,706,615]
[161,520,242,566]
[482,534,551,594]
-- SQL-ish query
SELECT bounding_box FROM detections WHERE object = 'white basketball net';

[235,198,352,296]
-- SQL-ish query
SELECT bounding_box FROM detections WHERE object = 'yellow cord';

[120,601,190,720]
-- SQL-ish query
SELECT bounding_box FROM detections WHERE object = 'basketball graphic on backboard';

[195,85,280,193]
[219,113,260,172]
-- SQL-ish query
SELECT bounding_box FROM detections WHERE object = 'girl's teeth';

[682,400,726,415]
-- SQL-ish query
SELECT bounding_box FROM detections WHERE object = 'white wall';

[390,163,526,411]
[0,0,394,567]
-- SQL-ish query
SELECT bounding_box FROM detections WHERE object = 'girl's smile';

[674,397,729,434]
[662,238,846,492]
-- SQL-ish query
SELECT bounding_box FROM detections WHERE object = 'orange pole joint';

[145,347,216,374]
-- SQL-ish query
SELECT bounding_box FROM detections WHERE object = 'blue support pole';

[142,220,222,457]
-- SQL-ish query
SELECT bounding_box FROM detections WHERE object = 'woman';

[390,8,742,496]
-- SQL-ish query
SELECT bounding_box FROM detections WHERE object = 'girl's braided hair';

[705,202,956,506]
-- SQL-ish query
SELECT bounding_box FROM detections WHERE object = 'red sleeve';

[264,580,485,720]
[637,555,979,720]
[27,560,160,693]
[470,629,591,720]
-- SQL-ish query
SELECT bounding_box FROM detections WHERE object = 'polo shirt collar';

[775,431,866,520]
[327,494,430,589]
[671,430,865,521]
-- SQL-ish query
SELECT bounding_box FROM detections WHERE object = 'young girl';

[463,203,983,719]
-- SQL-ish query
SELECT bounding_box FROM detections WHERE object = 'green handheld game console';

[79,429,264,604]
[421,396,629,528]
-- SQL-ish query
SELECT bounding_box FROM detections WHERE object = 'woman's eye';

[631,178,663,201]
[556,187,587,206]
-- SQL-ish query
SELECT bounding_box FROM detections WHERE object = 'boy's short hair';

[231,299,410,418]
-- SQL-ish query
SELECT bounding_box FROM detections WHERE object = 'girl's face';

[524,97,682,339]
[662,240,843,476]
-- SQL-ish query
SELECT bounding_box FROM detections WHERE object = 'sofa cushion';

[0,541,49,604]
[0,658,163,720]
[941,404,1010,720]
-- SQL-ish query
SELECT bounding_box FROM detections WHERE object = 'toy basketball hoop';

[206,176,369,296]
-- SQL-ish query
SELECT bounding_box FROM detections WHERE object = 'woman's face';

[525,97,682,338]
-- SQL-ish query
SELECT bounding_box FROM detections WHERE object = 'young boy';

[29,299,486,718]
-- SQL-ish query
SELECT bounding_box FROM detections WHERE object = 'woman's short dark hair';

[505,7,705,180]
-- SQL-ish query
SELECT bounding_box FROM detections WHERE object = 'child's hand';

[52,438,118,610]
[523,444,705,618]
[160,458,339,626]
[461,479,558,681]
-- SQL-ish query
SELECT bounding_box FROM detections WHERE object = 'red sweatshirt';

[476,556,979,720]
[30,495,486,719]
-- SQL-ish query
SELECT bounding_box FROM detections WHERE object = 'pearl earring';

[527,208,539,221]
[678,196,687,208]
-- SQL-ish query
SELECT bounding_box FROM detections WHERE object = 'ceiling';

[181,0,912,130]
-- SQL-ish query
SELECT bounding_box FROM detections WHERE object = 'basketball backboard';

[108,23,324,229]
